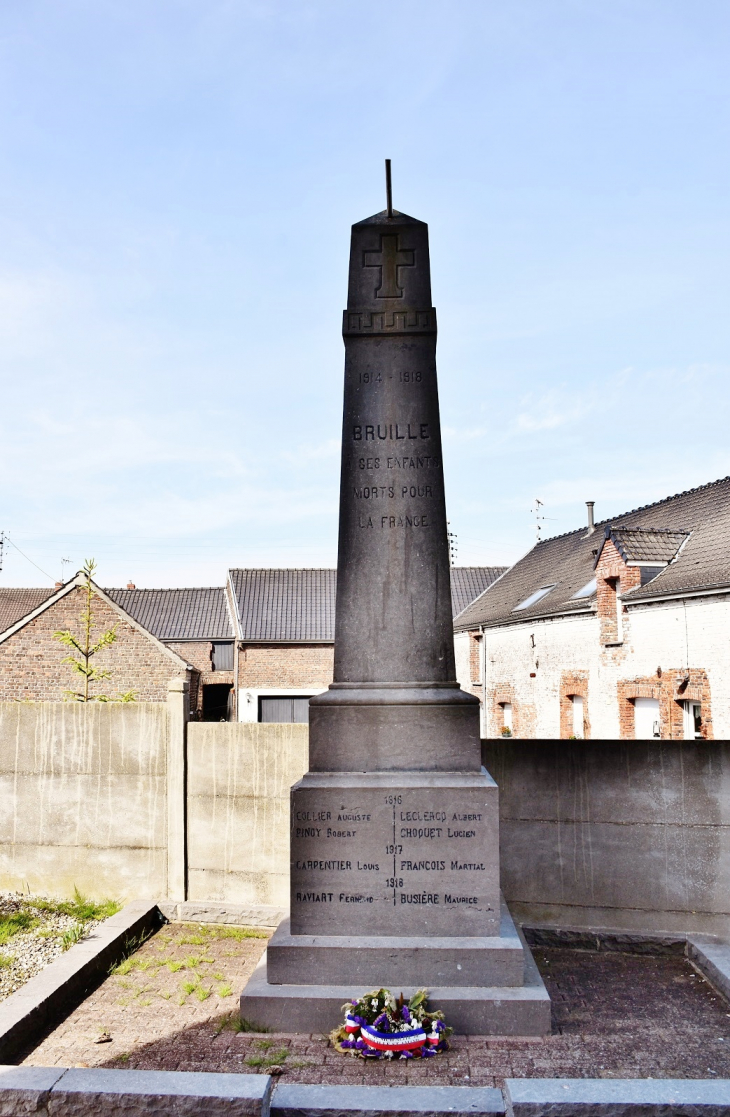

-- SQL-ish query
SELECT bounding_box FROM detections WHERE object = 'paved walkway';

[20,924,730,1085]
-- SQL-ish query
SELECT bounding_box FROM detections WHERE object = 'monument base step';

[267,900,525,987]
[239,936,550,1036]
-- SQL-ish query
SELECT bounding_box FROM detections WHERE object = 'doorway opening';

[202,684,233,722]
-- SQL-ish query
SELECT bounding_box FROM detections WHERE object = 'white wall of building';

[458,591,730,739]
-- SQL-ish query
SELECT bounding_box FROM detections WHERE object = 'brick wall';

[617,668,713,740]
[237,644,334,689]
[0,587,194,704]
[596,539,641,646]
[559,671,591,739]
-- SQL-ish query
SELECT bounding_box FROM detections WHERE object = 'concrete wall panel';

[186,722,308,907]
[487,739,730,936]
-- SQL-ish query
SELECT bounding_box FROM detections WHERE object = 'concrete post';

[166,676,189,901]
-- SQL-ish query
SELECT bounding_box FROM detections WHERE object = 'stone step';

[267,902,526,987]
[240,941,551,1036]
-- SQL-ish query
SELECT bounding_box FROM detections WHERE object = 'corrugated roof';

[105,587,233,641]
[602,527,689,565]
[450,566,507,618]
[455,475,730,630]
[230,567,502,642]
[0,588,55,634]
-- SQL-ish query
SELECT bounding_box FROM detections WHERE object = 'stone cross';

[363,235,415,299]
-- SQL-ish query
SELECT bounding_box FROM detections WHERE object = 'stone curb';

[4,1072,730,1117]
[522,924,687,956]
[160,901,287,928]
[0,901,163,1063]
[505,1077,730,1114]
[0,1065,271,1115]
[688,936,730,1004]
[271,1084,504,1116]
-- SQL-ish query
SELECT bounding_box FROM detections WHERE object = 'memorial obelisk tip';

[385,158,393,218]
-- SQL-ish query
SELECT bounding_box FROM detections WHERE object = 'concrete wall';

[6,697,729,939]
[0,701,169,900]
[484,738,730,937]
[0,701,307,907]
[187,722,308,906]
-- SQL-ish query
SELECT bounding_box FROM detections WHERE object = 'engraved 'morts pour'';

[308,206,482,775]
[238,181,551,1036]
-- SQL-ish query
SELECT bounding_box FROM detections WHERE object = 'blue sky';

[2,1,730,587]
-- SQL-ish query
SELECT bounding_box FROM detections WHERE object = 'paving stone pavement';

[19,928,730,1085]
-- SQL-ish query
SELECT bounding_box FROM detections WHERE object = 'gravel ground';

[19,928,730,1083]
[0,891,107,1001]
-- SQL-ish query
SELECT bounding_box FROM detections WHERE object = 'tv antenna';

[60,557,72,584]
[0,532,4,573]
[447,522,458,566]
[533,499,556,541]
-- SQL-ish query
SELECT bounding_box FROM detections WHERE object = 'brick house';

[0,574,198,706]
[106,586,235,720]
[453,476,730,740]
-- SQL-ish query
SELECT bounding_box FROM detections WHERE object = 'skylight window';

[571,578,597,600]
[512,585,556,612]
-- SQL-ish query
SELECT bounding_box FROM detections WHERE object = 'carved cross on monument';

[363,235,415,299]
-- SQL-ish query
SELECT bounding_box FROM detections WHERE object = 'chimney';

[126,581,136,590]
[585,501,595,536]
[54,581,63,589]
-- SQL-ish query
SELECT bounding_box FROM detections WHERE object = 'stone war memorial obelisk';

[240,165,550,1034]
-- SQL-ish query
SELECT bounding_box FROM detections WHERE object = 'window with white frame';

[570,694,584,738]
[683,701,702,740]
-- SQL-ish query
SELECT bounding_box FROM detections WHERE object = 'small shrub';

[61,923,87,951]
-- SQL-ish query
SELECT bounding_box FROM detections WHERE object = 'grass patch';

[217,984,232,998]
[0,912,37,945]
[0,952,15,969]
[113,958,135,976]
[239,1017,272,1034]
[181,980,198,996]
[196,985,212,1002]
[27,887,120,923]
[166,960,184,973]
[217,926,268,941]
[245,1048,289,1068]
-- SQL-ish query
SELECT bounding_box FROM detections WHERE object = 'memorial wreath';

[330,988,451,1059]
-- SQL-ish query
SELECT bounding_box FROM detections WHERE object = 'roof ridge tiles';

[535,475,730,545]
